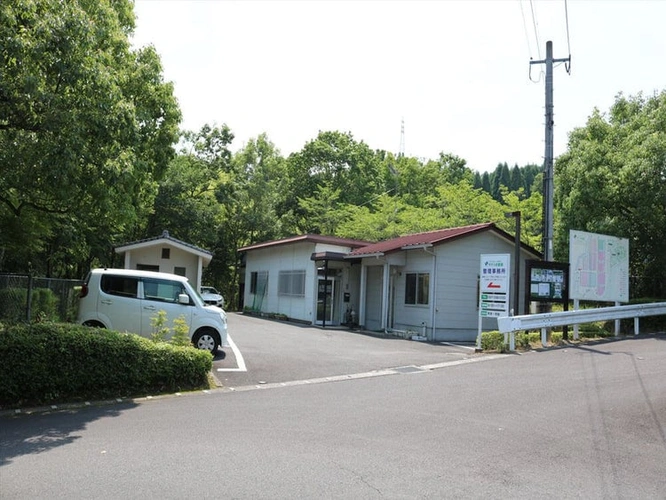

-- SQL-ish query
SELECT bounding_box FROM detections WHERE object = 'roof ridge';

[384,222,493,240]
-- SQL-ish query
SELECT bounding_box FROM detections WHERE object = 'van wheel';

[192,329,219,354]
[83,321,105,329]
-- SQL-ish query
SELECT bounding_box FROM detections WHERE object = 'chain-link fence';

[0,274,84,324]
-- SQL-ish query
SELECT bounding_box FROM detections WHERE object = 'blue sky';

[132,0,666,173]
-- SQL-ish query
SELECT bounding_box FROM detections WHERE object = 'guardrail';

[497,302,666,351]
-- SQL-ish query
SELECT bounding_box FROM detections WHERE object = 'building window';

[278,270,305,297]
[405,272,429,305]
[250,271,268,295]
[161,248,170,259]
[173,266,186,277]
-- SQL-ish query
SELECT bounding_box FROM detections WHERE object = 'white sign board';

[479,254,510,318]
[569,230,629,303]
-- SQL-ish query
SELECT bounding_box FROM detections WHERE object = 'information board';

[569,230,629,302]
[479,254,510,318]
[525,260,569,303]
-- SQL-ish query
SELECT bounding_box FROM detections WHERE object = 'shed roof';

[114,230,213,263]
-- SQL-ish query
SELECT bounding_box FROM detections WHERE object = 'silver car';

[200,286,224,308]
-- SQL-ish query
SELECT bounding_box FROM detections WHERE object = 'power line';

[529,0,542,60]
[519,0,534,60]
[563,0,572,74]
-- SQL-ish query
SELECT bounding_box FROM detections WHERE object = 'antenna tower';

[399,118,405,157]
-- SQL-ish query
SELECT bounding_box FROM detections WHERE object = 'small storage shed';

[114,230,212,291]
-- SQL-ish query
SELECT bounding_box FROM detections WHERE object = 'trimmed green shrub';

[0,288,27,322]
[31,288,59,321]
[481,331,506,351]
[0,287,61,322]
[0,322,213,408]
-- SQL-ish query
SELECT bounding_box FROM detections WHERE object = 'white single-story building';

[114,230,213,291]
[238,234,371,324]
[239,223,541,342]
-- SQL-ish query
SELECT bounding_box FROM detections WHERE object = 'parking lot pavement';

[212,312,482,389]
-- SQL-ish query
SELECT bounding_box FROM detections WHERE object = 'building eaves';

[114,230,213,258]
[238,234,373,253]
[348,223,496,257]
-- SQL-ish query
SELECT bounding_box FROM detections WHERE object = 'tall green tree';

[509,164,522,193]
[0,0,180,276]
[281,131,381,232]
[230,133,288,245]
[555,91,666,297]
[210,134,287,307]
[490,162,511,202]
[147,124,234,247]
[428,182,505,229]
[298,185,345,236]
[436,153,474,185]
[336,194,430,241]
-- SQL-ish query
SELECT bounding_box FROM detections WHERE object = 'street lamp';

[505,211,521,315]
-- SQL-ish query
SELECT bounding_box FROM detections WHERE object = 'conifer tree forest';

[2,1,665,305]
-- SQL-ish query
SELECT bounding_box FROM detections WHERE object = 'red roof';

[238,234,372,253]
[348,223,497,256]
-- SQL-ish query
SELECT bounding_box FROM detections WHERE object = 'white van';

[77,268,228,354]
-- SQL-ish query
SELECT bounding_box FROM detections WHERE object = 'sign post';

[477,254,511,350]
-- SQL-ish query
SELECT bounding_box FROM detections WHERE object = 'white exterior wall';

[244,241,358,324]
[388,232,537,342]
[123,245,200,285]
[243,242,314,322]
[242,230,537,334]
[433,231,532,342]
[390,250,435,335]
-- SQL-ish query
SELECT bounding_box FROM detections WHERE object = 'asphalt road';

[212,313,480,388]
[1,319,665,499]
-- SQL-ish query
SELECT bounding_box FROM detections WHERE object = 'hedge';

[0,322,213,408]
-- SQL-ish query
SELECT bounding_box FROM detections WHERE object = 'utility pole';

[530,41,570,262]
[505,211,521,315]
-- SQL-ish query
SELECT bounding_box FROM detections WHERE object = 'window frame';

[142,277,188,303]
[405,272,430,306]
[100,275,139,299]
[278,270,306,297]
[250,271,268,295]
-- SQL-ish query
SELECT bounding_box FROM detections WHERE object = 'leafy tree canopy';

[0,0,180,275]
[555,90,666,297]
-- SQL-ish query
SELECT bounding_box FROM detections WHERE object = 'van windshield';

[189,285,207,307]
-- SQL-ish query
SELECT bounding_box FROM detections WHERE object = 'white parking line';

[217,334,247,372]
